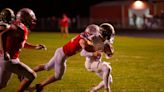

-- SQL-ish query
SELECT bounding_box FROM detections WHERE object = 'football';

[94,43,104,51]
[104,43,114,56]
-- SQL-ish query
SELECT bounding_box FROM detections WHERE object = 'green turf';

[1,32,164,92]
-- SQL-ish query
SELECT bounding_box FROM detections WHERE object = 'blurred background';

[1,0,164,34]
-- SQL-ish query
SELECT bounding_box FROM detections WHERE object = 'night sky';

[0,0,109,18]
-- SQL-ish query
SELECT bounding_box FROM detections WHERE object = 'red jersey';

[4,21,28,59]
[59,16,69,27]
[63,34,82,56]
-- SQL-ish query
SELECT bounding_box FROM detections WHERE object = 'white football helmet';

[85,24,100,37]
[84,24,104,45]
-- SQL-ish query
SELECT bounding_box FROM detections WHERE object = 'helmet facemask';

[99,23,115,44]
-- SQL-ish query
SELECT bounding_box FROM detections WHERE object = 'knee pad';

[102,61,112,72]
[90,61,112,73]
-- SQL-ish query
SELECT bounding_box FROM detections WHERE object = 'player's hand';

[104,43,114,59]
[93,51,101,57]
[36,44,47,50]
[87,40,93,46]
[4,52,10,61]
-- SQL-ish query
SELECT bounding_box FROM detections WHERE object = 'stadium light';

[131,0,147,10]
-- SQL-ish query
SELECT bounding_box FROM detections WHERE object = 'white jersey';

[80,49,102,62]
[80,49,113,91]
[80,49,102,72]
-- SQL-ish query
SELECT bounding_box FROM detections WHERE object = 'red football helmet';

[16,8,36,29]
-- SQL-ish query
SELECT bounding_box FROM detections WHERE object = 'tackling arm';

[79,38,95,52]
[80,49,93,57]
[24,42,47,50]
[80,49,101,58]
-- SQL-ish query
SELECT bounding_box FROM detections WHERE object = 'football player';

[0,8,46,92]
[80,23,115,92]
[31,24,102,92]
[80,43,114,92]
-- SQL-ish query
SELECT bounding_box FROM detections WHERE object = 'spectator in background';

[50,16,57,31]
[144,15,153,29]
[159,10,164,27]
[59,14,70,38]
[132,13,137,27]
[71,17,77,31]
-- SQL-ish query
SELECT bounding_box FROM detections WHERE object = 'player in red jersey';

[29,24,101,92]
[0,8,46,92]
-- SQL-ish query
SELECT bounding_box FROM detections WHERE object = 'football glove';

[36,44,47,50]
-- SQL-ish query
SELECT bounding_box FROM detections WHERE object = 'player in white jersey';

[81,23,115,92]
[81,40,114,92]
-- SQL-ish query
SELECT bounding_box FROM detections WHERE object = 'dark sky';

[0,0,109,18]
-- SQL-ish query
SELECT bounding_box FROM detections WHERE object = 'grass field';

[0,32,164,92]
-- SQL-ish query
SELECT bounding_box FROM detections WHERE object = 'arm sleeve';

[24,42,37,49]
[80,49,93,57]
